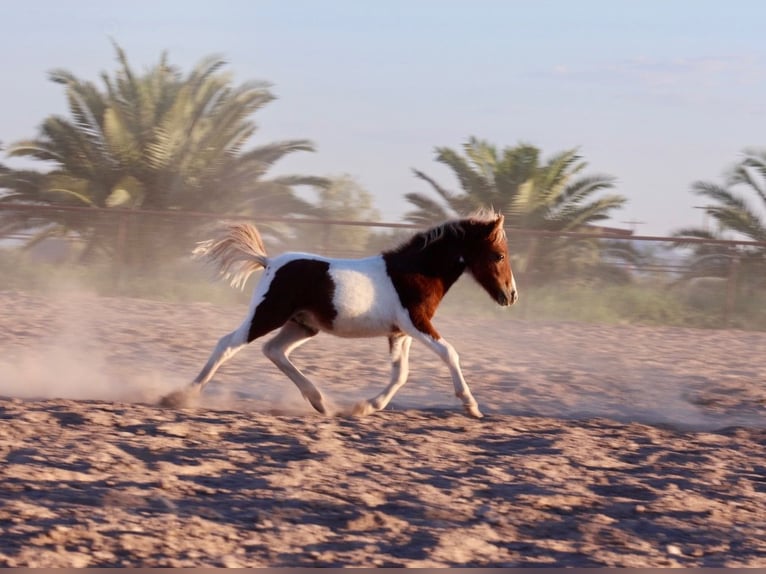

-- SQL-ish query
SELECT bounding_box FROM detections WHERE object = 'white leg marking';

[262,321,327,414]
[159,324,249,407]
[354,334,412,415]
[193,328,249,389]
[402,326,483,419]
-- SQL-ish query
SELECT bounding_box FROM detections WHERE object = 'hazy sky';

[2,0,765,235]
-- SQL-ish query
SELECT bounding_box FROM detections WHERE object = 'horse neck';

[383,236,467,291]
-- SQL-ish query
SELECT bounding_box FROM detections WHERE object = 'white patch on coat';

[328,255,404,337]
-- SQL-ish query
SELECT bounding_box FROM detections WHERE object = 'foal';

[160,210,518,418]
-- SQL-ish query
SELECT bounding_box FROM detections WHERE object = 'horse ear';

[486,213,505,241]
[487,213,504,233]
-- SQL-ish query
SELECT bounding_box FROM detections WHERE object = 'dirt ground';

[0,289,765,567]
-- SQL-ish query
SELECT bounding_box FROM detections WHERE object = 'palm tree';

[405,137,627,278]
[0,43,327,266]
[677,150,766,243]
[674,149,766,283]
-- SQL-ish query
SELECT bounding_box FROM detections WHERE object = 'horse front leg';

[403,318,484,419]
[427,337,484,419]
[353,333,412,416]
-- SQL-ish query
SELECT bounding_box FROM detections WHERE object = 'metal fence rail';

[3,202,766,246]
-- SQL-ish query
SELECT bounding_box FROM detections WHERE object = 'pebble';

[666,544,684,556]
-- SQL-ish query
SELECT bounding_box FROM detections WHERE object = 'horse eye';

[494,252,505,262]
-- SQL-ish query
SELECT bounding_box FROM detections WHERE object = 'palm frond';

[269,175,331,188]
[553,195,627,231]
[403,192,452,225]
[238,140,316,168]
[706,205,766,241]
[434,146,493,202]
[673,227,717,240]
[557,174,618,208]
[411,168,457,205]
[691,180,766,240]
[729,152,766,206]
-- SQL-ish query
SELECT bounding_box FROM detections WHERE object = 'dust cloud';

[0,285,182,405]
[0,275,320,414]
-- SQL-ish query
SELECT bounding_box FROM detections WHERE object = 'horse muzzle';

[497,287,519,307]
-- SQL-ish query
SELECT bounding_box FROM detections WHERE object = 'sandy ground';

[0,288,765,567]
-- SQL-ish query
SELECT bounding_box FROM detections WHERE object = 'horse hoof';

[159,390,193,408]
[351,400,376,416]
[464,403,484,419]
[306,397,327,415]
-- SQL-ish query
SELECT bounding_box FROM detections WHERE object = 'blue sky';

[2,0,765,235]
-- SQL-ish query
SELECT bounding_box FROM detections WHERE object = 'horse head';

[464,213,518,307]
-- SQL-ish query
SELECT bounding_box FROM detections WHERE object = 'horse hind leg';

[159,295,289,408]
[159,326,249,407]
[262,320,327,414]
[353,333,412,416]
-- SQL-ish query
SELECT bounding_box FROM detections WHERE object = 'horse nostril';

[511,289,518,303]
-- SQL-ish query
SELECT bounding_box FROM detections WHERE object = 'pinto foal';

[160,210,518,418]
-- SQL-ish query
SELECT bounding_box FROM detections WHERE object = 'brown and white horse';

[160,209,518,418]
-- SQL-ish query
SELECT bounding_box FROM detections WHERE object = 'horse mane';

[392,208,505,253]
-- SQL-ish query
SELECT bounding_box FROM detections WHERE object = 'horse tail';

[193,222,270,290]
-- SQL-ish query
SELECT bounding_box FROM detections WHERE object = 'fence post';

[724,255,740,326]
[113,210,129,291]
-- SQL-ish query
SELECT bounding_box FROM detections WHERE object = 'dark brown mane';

[386,209,504,256]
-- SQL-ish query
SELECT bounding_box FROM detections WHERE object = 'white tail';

[193,223,269,290]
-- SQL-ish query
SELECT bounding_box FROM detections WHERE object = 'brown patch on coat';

[247,259,337,342]
[382,270,448,339]
[382,237,466,340]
